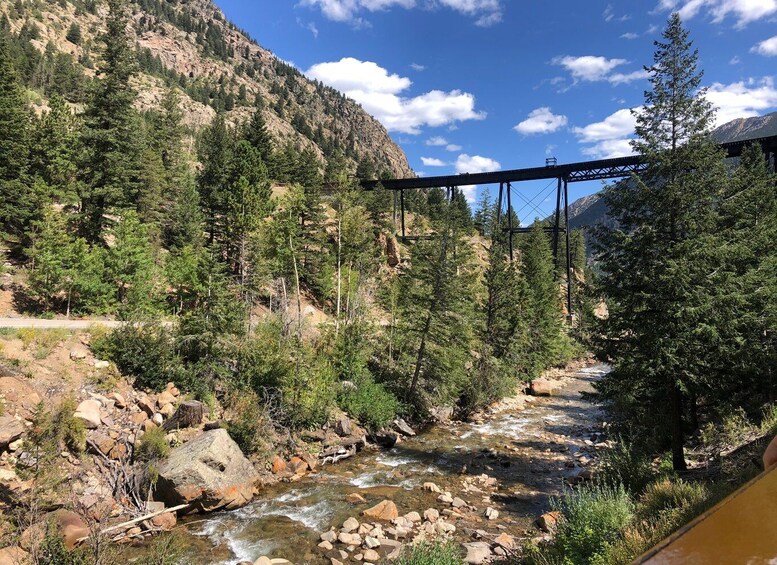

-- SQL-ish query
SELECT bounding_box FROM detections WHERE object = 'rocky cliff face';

[3,0,413,178]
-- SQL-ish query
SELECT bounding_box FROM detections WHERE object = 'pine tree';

[79,0,143,242]
[521,222,566,376]
[473,190,494,236]
[197,113,232,243]
[244,101,273,163]
[104,211,159,316]
[708,145,777,413]
[30,94,80,205]
[593,14,727,470]
[0,34,33,238]
[397,188,478,409]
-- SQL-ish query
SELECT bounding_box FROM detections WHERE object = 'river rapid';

[176,364,610,564]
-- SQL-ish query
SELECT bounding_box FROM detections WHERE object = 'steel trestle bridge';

[359,134,777,318]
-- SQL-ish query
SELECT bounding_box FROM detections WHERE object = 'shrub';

[637,479,709,521]
[338,374,398,431]
[136,427,170,462]
[54,396,86,454]
[38,526,89,565]
[225,390,274,455]
[600,439,657,495]
[92,323,183,392]
[397,541,462,565]
[549,483,634,565]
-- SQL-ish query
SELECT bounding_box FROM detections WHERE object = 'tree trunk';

[163,400,205,431]
[670,382,687,471]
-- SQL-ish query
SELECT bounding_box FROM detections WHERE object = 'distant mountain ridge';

[565,112,777,233]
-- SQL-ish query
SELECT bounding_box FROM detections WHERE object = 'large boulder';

[362,500,399,521]
[0,545,28,565]
[155,428,258,513]
[529,378,559,397]
[73,400,102,429]
[0,416,25,451]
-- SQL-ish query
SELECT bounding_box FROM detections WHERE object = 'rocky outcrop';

[155,428,258,513]
[0,416,25,451]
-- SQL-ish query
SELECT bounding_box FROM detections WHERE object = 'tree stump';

[163,400,204,431]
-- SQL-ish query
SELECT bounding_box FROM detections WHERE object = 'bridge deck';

[361,134,777,190]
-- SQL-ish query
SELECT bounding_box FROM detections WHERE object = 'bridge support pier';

[563,177,573,321]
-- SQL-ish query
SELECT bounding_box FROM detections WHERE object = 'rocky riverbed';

[178,363,611,564]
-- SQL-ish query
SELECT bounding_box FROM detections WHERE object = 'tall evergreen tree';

[79,0,143,241]
[0,34,33,238]
[521,222,567,376]
[30,94,80,205]
[593,14,727,470]
[244,100,273,163]
[197,113,232,244]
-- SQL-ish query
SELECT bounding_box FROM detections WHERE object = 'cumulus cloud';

[301,0,502,27]
[656,0,777,28]
[608,69,650,84]
[573,108,638,158]
[306,58,485,134]
[751,35,777,56]
[455,153,502,203]
[446,144,462,151]
[455,153,501,174]
[421,157,447,166]
[514,107,568,135]
[552,55,647,86]
[705,77,777,125]
[426,136,448,146]
[553,55,628,82]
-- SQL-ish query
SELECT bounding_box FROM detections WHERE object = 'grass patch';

[136,426,170,462]
[397,541,462,565]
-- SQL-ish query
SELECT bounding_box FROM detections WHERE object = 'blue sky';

[214,0,777,214]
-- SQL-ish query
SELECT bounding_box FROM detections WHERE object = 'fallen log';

[75,503,190,543]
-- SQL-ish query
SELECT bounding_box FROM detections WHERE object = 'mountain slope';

[566,112,777,232]
[0,0,413,178]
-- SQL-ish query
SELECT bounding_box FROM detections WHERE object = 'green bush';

[225,390,272,455]
[92,323,183,392]
[547,483,634,565]
[600,439,657,495]
[397,541,462,565]
[38,525,89,565]
[338,374,398,431]
[136,426,170,462]
[637,479,709,522]
[55,396,86,454]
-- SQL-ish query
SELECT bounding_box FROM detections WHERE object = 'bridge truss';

[359,134,777,318]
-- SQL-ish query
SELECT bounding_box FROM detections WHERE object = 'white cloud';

[581,139,635,159]
[446,144,462,151]
[553,55,628,82]
[621,32,639,39]
[514,107,568,135]
[573,108,637,142]
[751,35,777,56]
[573,108,638,159]
[301,0,502,27]
[705,77,777,125]
[426,136,448,146]
[410,62,426,71]
[656,0,777,28]
[455,154,501,174]
[306,58,485,134]
[608,69,650,84]
[421,157,447,166]
[730,55,742,64]
[455,153,501,203]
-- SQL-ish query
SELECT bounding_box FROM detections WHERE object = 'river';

[175,363,610,564]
